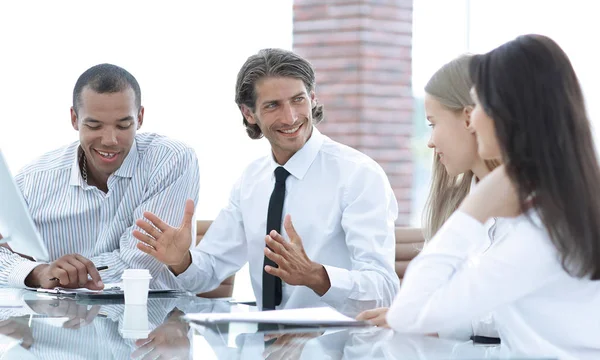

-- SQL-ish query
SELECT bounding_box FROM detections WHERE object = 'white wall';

[466,0,600,143]
[413,0,599,111]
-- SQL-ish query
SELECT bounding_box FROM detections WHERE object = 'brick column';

[293,0,414,225]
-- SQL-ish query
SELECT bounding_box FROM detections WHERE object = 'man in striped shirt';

[0,64,199,291]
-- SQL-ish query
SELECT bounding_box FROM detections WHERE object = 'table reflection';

[0,288,564,359]
[197,322,518,360]
[0,289,219,359]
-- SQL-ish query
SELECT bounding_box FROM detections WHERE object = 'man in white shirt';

[134,48,399,311]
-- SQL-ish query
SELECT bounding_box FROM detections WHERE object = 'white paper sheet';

[184,306,365,326]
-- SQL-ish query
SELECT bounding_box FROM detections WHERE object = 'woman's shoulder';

[494,209,556,256]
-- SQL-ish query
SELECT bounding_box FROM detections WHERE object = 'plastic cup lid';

[121,269,152,279]
[120,328,151,339]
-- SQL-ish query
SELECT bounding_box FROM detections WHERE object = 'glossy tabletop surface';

[0,288,556,360]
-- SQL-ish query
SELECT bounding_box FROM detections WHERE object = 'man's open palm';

[133,199,195,266]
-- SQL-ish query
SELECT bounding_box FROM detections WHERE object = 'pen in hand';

[48,266,109,282]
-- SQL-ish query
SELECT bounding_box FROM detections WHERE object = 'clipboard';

[74,289,185,304]
[26,286,121,296]
[75,288,181,299]
[27,286,183,300]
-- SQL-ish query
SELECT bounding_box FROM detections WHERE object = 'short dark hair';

[470,34,600,279]
[234,48,324,139]
[73,63,141,114]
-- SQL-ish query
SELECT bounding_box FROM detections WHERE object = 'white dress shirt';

[387,210,600,360]
[0,133,199,290]
[177,126,399,310]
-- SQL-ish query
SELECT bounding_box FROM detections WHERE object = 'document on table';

[24,283,122,296]
[184,306,366,327]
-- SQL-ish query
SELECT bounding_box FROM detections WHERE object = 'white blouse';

[437,214,504,340]
[387,210,600,360]
[437,178,505,340]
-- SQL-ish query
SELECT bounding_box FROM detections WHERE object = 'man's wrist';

[306,262,331,296]
[169,251,192,276]
[24,264,49,288]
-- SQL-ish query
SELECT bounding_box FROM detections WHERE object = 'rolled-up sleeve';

[0,173,47,288]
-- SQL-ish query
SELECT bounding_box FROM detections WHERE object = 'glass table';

[0,288,558,359]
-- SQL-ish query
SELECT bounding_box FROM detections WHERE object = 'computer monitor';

[0,150,50,262]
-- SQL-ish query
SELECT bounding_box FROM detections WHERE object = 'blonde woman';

[421,55,501,242]
[358,55,502,341]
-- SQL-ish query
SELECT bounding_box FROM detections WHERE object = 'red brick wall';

[293,0,414,225]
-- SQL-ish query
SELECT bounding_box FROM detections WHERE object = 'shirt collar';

[69,141,138,187]
[69,146,85,187]
[269,126,324,180]
[113,140,138,179]
[469,175,477,193]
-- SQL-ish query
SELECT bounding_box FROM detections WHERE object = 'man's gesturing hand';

[264,215,331,296]
[133,199,195,275]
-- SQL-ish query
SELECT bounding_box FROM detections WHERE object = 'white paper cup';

[120,304,150,339]
[121,269,152,305]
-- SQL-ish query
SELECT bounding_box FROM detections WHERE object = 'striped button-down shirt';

[0,132,200,290]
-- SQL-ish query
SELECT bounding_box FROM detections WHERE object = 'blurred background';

[1,0,598,299]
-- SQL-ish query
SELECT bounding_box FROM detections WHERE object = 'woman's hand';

[356,307,390,327]
[459,165,521,223]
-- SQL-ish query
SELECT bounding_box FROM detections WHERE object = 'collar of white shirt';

[268,126,325,181]
[69,140,139,187]
[469,175,478,192]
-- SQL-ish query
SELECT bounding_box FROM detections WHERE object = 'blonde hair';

[422,55,500,240]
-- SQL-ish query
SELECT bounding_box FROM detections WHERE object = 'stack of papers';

[184,306,366,327]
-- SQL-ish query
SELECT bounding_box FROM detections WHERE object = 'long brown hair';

[422,55,499,240]
[470,35,600,279]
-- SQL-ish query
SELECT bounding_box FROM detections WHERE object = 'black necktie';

[262,166,290,310]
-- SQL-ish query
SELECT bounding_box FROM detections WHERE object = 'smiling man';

[133,49,399,312]
[0,64,199,290]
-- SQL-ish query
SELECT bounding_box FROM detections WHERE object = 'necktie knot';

[274,166,290,184]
